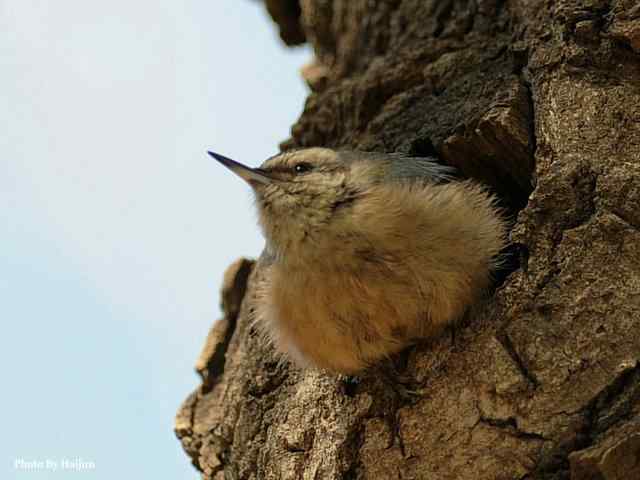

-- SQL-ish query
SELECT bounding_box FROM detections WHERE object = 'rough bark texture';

[176,1,640,478]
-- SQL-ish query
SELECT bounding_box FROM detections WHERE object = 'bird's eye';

[294,163,313,174]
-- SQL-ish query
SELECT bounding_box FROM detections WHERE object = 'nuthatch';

[210,148,506,374]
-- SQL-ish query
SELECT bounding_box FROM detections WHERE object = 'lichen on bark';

[176,1,640,478]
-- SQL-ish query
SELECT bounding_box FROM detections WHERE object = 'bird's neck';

[264,225,365,271]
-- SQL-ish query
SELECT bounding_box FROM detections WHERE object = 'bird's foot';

[378,364,425,403]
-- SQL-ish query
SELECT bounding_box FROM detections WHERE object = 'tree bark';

[175,1,640,478]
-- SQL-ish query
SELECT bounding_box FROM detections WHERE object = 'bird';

[209,147,506,375]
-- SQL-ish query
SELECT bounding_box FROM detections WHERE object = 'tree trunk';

[175,1,640,478]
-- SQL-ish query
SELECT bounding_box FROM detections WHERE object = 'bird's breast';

[262,260,422,373]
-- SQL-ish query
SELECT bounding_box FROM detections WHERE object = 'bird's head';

[210,147,454,259]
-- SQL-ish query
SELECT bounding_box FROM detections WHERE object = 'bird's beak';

[208,151,272,186]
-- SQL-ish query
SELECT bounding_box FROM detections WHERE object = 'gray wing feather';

[338,150,457,184]
[386,154,457,183]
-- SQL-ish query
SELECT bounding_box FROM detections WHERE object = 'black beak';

[208,151,272,186]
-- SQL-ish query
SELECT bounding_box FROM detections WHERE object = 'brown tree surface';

[175,1,640,478]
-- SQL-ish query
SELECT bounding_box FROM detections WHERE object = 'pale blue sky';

[1,1,309,478]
